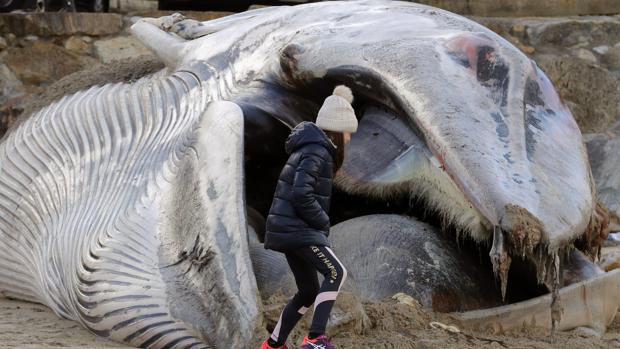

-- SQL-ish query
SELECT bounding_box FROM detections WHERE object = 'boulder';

[0,63,24,105]
[477,17,620,51]
[111,0,157,12]
[4,33,15,45]
[535,54,620,133]
[0,13,122,37]
[585,132,620,218]
[63,36,90,54]
[603,43,620,70]
[17,35,38,48]
[93,36,153,64]
[4,42,84,85]
[0,37,6,51]
[574,48,598,64]
[526,18,620,49]
[593,45,610,55]
[415,0,620,17]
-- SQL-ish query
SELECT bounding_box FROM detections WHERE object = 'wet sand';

[1,294,619,349]
[0,298,131,348]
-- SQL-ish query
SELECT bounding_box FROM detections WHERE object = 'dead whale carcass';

[0,1,615,348]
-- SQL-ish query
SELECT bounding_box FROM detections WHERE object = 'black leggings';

[269,245,347,345]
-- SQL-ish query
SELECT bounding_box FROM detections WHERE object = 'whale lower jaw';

[154,101,260,348]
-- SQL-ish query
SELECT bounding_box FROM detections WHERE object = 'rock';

[524,18,620,49]
[0,13,123,37]
[593,45,609,55]
[0,37,6,51]
[0,98,25,138]
[519,44,535,55]
[471,17,515,38]
[512,23,526,35]
[574,48,598,64]
[75,55,100,71]
[64,36,90,54]
[4,42,84,85]
[113,0,157,11]
[0,64,26,137]
[535,55,620,133]
[0,64,24,104]
[414,0,620,17]
[93,36,153,64]
[5,33,15,45]
[603,43,620,70]
[586,133,620,218]
[17,35,38,47]
[501,33,535,55]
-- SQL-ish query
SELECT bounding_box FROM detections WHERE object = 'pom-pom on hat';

[316,85,358,133]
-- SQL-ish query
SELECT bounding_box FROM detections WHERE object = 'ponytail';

[325,131,345,174]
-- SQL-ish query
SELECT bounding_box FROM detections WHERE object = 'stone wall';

[0,10,619,136]
[109,0,620,17]
[416,0,620,17]
[0,13,140,133]
[0,11,231,134]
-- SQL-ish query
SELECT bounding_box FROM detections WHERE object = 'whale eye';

[279,43,306,80]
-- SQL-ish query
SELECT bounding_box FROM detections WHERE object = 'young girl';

[261,85,358,349]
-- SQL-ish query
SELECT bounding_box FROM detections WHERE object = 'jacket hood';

[285,122,337,157]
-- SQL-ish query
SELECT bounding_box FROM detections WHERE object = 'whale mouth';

[241,77,601,316]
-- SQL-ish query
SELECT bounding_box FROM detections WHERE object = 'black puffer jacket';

[264,122,337,252]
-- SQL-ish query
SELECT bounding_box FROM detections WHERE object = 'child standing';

[261,86,358,349]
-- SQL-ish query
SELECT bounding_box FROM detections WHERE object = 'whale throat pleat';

[0,70,212,348]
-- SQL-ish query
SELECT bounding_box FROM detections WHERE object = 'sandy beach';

[1,293,619,349]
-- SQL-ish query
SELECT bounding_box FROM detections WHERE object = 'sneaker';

[300,335,335,349]
[261,339,288,349]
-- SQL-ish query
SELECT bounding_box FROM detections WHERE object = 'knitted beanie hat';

[316,85,358,133]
